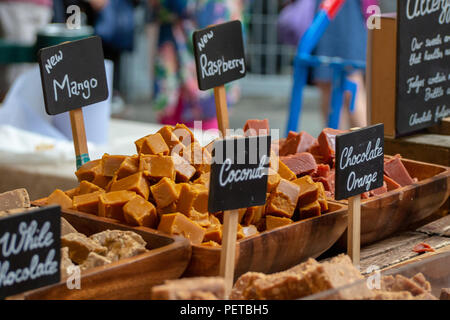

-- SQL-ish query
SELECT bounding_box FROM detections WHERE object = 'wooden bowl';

[8,210,191,300]
[335,157,450,248]
[184,202,348,279]
[32,200,348,280]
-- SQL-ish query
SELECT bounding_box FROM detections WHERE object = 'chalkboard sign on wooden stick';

[335,124,384,265]
[0,205,61,299]
[209,135,271,297]
[193,20,246,136]
[396,0,450,135]
[38,36,108,169]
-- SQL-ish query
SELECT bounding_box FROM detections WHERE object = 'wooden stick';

[347,194,361,267]
[69,108,90,169]
[219,209,239,299]
[214,85,230,136]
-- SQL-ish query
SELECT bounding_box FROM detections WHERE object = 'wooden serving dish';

[8,210,191,300]
[184,202,348,279]
[32,200,348,280]
[335,157,450,247]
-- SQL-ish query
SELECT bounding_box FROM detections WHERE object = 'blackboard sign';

[0,205,61,299]
[38,36,109,115]
[208,135,271,212]
[396,0,450,135]
[335,124,384,200]
[193,20,246,91]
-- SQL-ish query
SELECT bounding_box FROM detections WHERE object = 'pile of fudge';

[269,124,418,199]
[60,220,148,278]
[151,254,449,300]
[46,122,330,247]
[0,188,148,279]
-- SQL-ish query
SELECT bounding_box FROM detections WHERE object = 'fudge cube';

[172,153,196,182]
[116,155,139,180]
[158,213,206,245]
[267,169,281,193]
[98,191,136,221]
[75,159,102,182]
[266,215,293,231]
[80,252,111,271]
[73,191,104,215]
[139,155,175,180]
[299,200,321,220]
[243,205,265,226]
[292,175,319,206]
[102,154,127,177]
[157,125,185,153]
[110,171,150,200]
[47,189,72,210]
[266,179,300,218]
[316,182,329,212]
[0,188,30,211]
[276,159,296,181]
[140,133,170,155]
[90,230,147,262]
[151,177,179,208]
[243,119,269,136]
[123,195,158,228]
[78,180,104,195]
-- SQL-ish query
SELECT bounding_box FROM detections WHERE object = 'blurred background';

[0,0,397,137]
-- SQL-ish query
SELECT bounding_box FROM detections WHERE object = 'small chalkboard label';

[38,36,109,115]
[193,20,246,91]
[208,135,271,213]
[0,205,61,299]
[396,0,450,135]
[335,124,384,200]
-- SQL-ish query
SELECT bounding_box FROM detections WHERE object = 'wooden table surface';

[360,215,450,273]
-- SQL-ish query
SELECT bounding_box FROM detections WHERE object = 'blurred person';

[0,0,53,100]
[149,0,246,129]
[312,0,378,129]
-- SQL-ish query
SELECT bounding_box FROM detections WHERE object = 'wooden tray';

[184,202,348,279]
[32,200,348,280]
[335,157,450,247]
[8,210,191,300]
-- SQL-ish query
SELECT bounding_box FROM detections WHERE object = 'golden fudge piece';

[243,205,265,226]
[299,201,321,220]
[78,180,104,195]
[73,191,104,215]
[172,154,196,182]
[191,184,209,213]
[75,159,102,182]
[316,182,329,212]
[139,155,175,180]
[157,125,185,153]
[98,191,136,221]
[123,195,158,228]
[116,155,139,180]
[64,187,80,199]
[173,123,196,147]
[139,133,170,155]
[102,154,127,177]
[110,171,150,200]
[277,159,297,181]
[267,169,281,193]
[158,213,205,245]
[292,175,319,206]
[193,172,210,189]
[204,225,222,244]
[266,215,293,231]
[61,232,107,264]
[91,174,112,189]
[176,184,197,215]
[151,177,179,208]
[47,189,72,210]
[266,179,300,218]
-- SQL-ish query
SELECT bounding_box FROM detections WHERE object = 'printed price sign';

[193,20,246,91]
[396,0,450,135]
[38,36,108,115]
[0,205,61,299]
[208,135,271,213]
[335,124,384,200]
